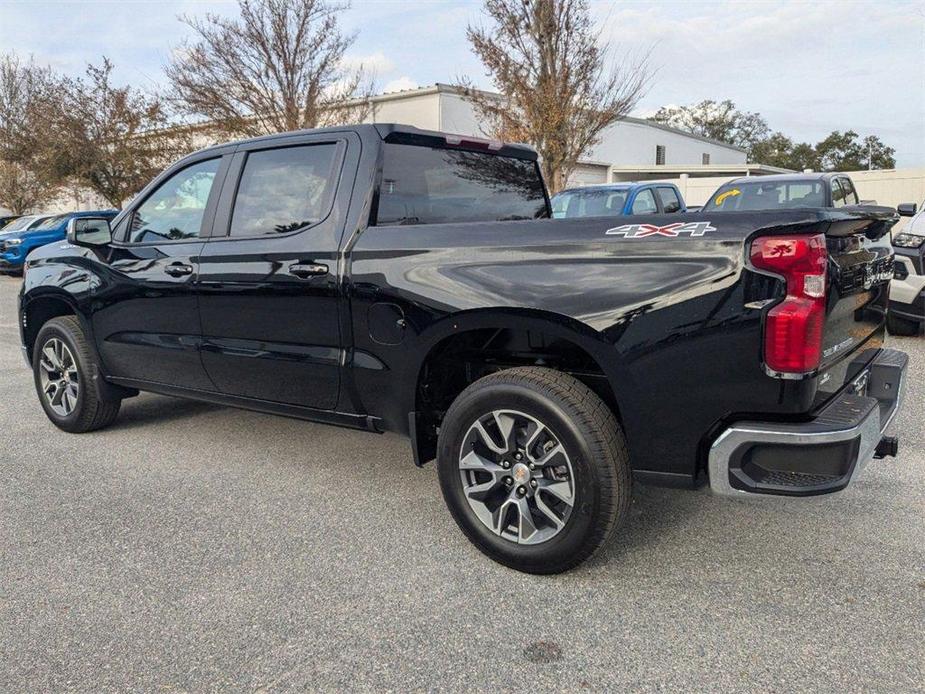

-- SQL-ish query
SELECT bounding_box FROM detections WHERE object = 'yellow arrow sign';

[715,189,741,206]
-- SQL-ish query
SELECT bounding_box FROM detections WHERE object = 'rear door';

[91,154,230,390]
[196,132,359,410]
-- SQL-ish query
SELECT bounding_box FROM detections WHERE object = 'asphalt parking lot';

[1,274,923,692]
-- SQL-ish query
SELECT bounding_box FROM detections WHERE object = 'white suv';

[890,202,925,336]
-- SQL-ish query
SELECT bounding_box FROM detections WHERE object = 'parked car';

[551,182,686,218]
[0,210,118,274]
[889,202,925,335]
[703,172,865,211]
[19,125,908,574]
[0,214,22,230]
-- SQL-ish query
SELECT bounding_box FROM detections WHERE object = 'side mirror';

[67,217,112,247]
[897,202,918,217]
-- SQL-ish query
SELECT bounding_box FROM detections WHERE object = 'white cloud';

[340,51,394,75]
[382,76,419,93]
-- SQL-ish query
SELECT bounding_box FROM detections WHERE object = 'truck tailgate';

[814,209,897,407]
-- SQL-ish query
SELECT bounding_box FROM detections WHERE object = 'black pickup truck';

[18,124,909,573]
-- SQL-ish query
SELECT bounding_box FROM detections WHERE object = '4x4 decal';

[605,221,717,238]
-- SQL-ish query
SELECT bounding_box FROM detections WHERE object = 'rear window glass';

[374,143,548,225]
[704,181,825,211]
[551,188,628,218]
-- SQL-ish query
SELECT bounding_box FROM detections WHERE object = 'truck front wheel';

[32,316,121,433]
[436,367,631,574]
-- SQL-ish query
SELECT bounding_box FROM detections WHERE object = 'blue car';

[551,182,687,219]
[0,210,118,274]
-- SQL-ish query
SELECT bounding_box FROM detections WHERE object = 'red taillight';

[750,233,828,374]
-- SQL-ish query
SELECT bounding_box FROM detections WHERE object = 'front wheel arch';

[23,294,135,403]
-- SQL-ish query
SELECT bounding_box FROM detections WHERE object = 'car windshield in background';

[31,214,70,230]
[551,188,629,218]
[374,143,548,225]
[2,215,43,232]
[704,181,825,211]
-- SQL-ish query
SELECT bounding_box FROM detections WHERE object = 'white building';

[362,83,785,186]
[8,83,785,215]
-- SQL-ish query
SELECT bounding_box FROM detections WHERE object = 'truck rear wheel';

[32,316,121,433]
[436,367,631,574]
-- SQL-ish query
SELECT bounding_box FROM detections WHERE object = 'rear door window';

[631,189,657,215]
[839,177,859,205]
[229,144,340,237]
[375,143,547,225]
[656,187,682,213]
[831,178,846,207]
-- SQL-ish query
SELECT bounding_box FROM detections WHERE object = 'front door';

[197,134,356,410]
[91,155,229,391]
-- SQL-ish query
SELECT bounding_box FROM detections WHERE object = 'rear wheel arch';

[409,309,631,466]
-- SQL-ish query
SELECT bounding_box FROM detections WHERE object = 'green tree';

[860,135,896,170]
[815,130,865,171]
[750,132,820,171]
[650,99,770,160]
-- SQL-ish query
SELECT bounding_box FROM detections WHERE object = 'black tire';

[32,315,121,433]
[886,311,921,336]
[437,367,631,574]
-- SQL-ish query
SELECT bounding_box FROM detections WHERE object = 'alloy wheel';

[458,409,575,545]
[39,338,80,417]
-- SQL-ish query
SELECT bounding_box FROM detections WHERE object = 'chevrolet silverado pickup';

[18,124,909,573]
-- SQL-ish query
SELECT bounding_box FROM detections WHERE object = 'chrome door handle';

[164,263,193,277]
[289,263,328,278]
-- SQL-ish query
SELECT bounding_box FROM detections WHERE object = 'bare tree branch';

[166,0,374,138]
[460,0,652,192]
[45,58,191,208]
[0,53,59,213]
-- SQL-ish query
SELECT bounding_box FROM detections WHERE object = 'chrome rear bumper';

[709,348,908,497]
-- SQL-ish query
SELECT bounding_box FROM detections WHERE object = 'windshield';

[704,181,825,211]
[2,215,42,232]
[551,188,629,218]
[31,214,70,230]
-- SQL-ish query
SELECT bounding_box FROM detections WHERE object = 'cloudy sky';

[2,0,923,165]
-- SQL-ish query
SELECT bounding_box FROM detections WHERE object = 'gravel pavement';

[1,274,922,692]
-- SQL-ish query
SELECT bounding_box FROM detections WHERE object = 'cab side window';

[831,178,846,207]
[839,178,859,205]
[631,189,657,215]
[656,187,682,213]
[128,159,221,243]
